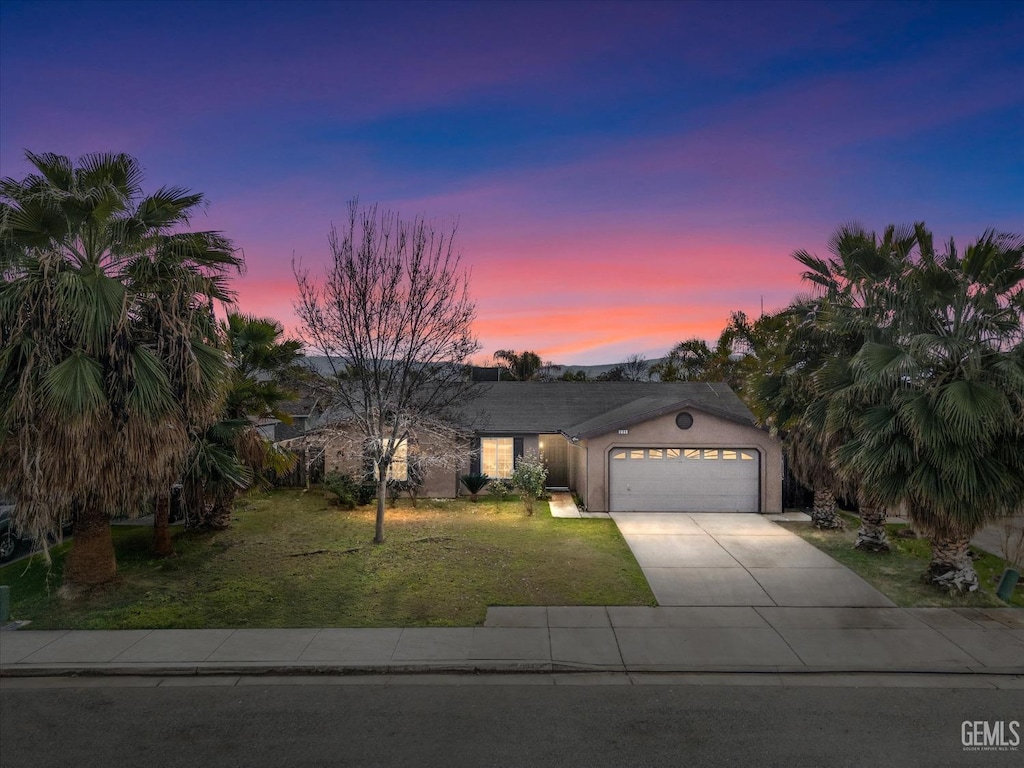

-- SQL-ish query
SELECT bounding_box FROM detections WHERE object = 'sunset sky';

[2,0,1022,365]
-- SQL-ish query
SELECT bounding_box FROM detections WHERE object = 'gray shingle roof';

[460,382,758,436]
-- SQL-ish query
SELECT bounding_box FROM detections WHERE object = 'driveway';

[611,512,894,608]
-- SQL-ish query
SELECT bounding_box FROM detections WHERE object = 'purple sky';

[2,0,1022,364]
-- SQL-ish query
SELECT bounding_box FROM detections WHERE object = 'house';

[462,382,781,513]
[296,381,782,514]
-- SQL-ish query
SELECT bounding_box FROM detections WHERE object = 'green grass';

[0,490,655,629]
[781,514,1024,608]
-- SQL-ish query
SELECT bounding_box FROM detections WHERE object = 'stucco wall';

[582,409,782,513]
[568,441,587,505]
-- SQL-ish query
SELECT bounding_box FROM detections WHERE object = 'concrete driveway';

[611,512,894,608]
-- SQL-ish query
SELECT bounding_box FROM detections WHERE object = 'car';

[0,500,75,563]
[0,498,26,564]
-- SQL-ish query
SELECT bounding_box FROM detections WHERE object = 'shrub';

[488,479,513,499]
[324,473,376,510]
[572,491,586,512]
[459,473,491,501]
[511,452,548,516]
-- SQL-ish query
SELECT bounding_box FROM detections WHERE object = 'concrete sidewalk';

[2,606,1022,678]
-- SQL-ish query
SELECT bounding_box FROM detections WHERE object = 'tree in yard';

[510,451,547,515]
[221,312,306,422]
[178,313,303,534]
[293,200,480,543]
[746,302,854,531]
[0,152,241,585]
[821,224,1024,591]
[786,224,921,544]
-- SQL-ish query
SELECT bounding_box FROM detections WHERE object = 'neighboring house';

[273,393,322,442]
[292,381,782,514]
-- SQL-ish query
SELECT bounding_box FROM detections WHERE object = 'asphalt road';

[2,677,1022,767]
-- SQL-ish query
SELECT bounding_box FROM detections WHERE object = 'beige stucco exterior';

[579,408,782,513]
[309,406,781,513]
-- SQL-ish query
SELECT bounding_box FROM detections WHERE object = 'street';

[2,675,1022,767]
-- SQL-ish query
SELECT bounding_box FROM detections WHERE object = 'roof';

[460,382,759,436]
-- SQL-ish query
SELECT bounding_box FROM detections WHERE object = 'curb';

[3,663,1023,679]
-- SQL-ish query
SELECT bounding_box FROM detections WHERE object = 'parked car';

[0,498,26,563]
[0,500,75,563]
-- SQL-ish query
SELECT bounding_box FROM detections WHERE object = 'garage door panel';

[610,447,759,513]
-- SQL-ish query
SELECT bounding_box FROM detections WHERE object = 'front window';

[373,438,408,481]
[481,437,514,479]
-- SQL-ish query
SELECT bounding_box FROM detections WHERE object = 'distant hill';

[300,356,668,381]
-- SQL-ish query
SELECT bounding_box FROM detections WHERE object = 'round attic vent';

[675,412,694,429]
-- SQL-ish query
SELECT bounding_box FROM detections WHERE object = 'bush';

[488,479,513,499]
[323,473,376,510]
[459,473,491,501]
[511,452,548,516]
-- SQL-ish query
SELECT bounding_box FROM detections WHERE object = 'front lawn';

[781,514,1024,608]
[0,490,655,629]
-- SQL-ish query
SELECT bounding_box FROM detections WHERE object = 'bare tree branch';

[293,200,481,543]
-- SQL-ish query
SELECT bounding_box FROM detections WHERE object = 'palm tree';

[0,152,241,585]
[652,312,753,387]
[180,313,302,531]
[493,349,559,380]
[746,304,849,530]
[221,313,305,421]
[784,224,921,541]
[826,226,1024,591]
[650,338,715,381]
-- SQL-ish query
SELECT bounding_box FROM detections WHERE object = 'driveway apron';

[611,513,894,608]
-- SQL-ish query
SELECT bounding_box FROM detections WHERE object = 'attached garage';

[609,447,761,512]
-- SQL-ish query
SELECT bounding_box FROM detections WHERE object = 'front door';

[539,434,569,488]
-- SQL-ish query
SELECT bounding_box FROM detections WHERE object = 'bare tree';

[620,353,650,381]
[293,200,480,543]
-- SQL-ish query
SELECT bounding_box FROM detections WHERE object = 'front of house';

[297,382,783,514]
[462,382,782,514]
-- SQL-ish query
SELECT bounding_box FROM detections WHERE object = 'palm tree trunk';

[374,476,387,544]
[855,505,890,552]
[208,499,233,530]
[65,502,116,586]
[152,494,174,558]
[811,487,845,530]
[927,533,979,593]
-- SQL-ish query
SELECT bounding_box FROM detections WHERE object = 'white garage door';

[609,448,760,512]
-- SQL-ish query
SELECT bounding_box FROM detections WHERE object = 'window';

[611,449,627,460]
[703,449,719,460]
[740,451,756,461]
[722,450,737,460]
[648,449,663,460]
[630,449,645,460]
[482,437,514,478]
[684,449,700,460]
[373,439,408,481]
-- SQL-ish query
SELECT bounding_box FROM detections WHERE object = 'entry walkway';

[611,512,894,608]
